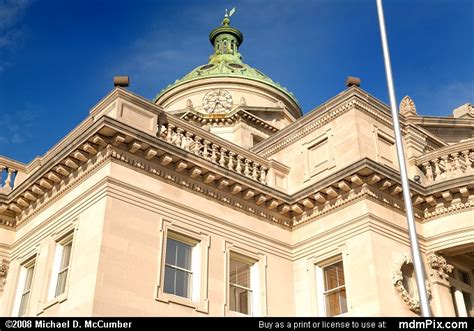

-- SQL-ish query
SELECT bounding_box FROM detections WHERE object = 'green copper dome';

[154,14,298,105]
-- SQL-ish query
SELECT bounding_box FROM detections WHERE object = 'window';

[459,270,471,285]
[162,231,201,302]
[12,259,36,316]
[229,257,252,314]
[164,237,193,298]
[227,251,262,316]
[156,223,210,313]
[56,240,72,297]
[48,234,73,300]
[308,138,329,170]
[303,129,335,180]
[322,260,347,316]
[451,264,474,317]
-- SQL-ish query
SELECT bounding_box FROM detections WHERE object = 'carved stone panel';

[392,254,431,313]
[427,253,453,284]
[399,96,417,116]
[0,259,8,290]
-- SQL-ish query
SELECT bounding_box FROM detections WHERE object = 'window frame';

[44,230,75,309]
[309,253,350,317]
[163,233,196,299]
[228,252,255,315]
[224,242,267,317]
[11,256,37,317]
[303,128,335,181]
[320,260,348,317]
[156,220,210,313]
[54,238,73,298]
[373,124,396,167]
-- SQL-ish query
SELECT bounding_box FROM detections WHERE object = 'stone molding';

[0,90,472,229]
[1,122,473,230]
[108,146,289,227]
[392,254,432,313]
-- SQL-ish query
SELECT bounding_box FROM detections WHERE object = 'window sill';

[37,294,68,315]
[156,292,209,314]
[225,310,251,317]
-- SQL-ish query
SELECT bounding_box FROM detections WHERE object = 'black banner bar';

[0,317,472,331]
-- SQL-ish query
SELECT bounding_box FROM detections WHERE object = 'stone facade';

[0,16,473,317]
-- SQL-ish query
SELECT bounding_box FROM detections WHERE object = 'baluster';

[227,152,235,170]
[4,168,13,188]
[236,156,243,174]
[462,150,472,173]
[219,148,227,166]
[182,132,193,151]
[210,144,218,163]
[174,128,184,147]
[433,158,442,180]
[252,163,259,180]
[165,124,174,143]
[202,140,211,159]
[422,161,433,182]
[244,160,251,177]
[440,155,450,178]
[193,136,202,156]
[259,166,267,184]
[451,152,461,175]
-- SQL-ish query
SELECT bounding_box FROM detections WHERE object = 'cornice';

[1,91,472,231]
[1,119,472,231]
[409,115,474,128]
[15,147,113,227]
[405,123,448,148]
[108,147,290,227]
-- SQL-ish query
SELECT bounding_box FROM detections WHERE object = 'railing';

[0,167,16,190]
[0,157,28,193]
[417,140,474,184]
[158,122,268,184]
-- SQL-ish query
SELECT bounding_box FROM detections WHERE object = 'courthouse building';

[0,15,473,317]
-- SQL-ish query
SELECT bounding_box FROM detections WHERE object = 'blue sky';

[0,0,472,163]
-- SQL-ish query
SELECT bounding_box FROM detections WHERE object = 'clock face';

[202,89,233,113]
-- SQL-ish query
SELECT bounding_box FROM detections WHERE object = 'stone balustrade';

[158,122,268,184]
[417,140,474,184]
[0,157,28,193]
[0,166,16,190]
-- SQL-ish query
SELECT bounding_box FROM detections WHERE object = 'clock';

[202,89,233,113]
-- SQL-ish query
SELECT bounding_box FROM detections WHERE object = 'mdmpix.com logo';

[399,319,469,330]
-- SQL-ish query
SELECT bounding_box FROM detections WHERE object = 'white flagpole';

[376,0,431,317]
